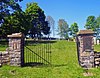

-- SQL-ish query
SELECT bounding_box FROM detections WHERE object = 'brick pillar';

[7,33,24,66]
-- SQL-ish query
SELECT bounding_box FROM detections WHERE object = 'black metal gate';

[24,39,52,66]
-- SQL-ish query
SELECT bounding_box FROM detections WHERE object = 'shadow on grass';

[23,62,68,68]
[24,62,44,67]
[23,62,52,67]
[23,62,69,68]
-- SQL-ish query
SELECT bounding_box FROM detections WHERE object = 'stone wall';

[0,33,24,67]
[0,51,9,66]
[94,52,100,67]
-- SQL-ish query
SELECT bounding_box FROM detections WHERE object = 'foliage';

[95,16,100,39]
[0,2,50,38]
[25,2,50,38]
[70,22,79,37]
[85,16,99,31]
[0,40,100,78]
[0,0,23,38]
[0,39,8,51]
[46,16,55,37]
[84,16,100,39]
[84,15,100,39]
[0,0,23,24]
[96,16,100,27]
[58,19,69,39]
[1,11,31,37]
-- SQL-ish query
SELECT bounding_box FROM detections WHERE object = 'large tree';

[70,22,79,37]
[1,2,50,38]
[46,16,55,37]
[85,16,98,31]
[96,16,100,28]
[0,0,22,24]
[95,16,100,39]
[58,19,69,39]
[1,11,31,37]
[0,0,23,38]
[25,2,50,38]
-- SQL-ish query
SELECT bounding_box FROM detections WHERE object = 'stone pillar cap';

[77,30,94,35]
[7,33,23,38]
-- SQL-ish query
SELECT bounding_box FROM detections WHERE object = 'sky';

[19,0,100,37]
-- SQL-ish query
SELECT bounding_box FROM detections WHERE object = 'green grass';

[0,40,100,78]
[94,44,100,52]
[0,41,8,51]
[0,45,8,51]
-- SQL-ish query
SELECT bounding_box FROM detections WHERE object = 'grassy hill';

[0,40,100,78]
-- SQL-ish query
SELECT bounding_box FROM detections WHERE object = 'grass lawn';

[0,41,8,51]
[0,45,8,51]
[0,40,100,78]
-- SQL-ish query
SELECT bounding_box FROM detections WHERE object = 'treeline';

[57,16,100,40]
[0,0,100,40]
[58,19,78,39]
[0,0,50,39]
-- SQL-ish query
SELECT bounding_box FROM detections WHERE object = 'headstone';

[93,37,97,44]
[97,40,100,45]
[7,33,24,66]
[76,30,94,68]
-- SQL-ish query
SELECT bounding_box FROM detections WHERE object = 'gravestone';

[7,33,24,66]
[76,30,94,68]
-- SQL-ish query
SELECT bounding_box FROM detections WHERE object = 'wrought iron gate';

[24,39,52,66]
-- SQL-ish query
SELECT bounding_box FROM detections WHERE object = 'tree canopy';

[58,19,69,39]
[70,22,79,37]
[1,11,31,37]
[0,2,50,38]
[0,0,23,24]
[0,0,23,38]
[46,16,55,37]
[85,16,98,31]
[25,2,50,38]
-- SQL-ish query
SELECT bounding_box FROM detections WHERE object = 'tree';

[70,22,79,37]
[1,11,31,37]
[0,0,23,38]
[58,19,69,39]
[42,21,50,35]
[96,16,100,27]
[25,2,50,38]
[0,0,23,24]
[85,16,98,31]
[46,16,55,37]
[95,16,100,40]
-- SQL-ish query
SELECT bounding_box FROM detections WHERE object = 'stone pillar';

[76,30,94,68]
[7,33,24,66]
